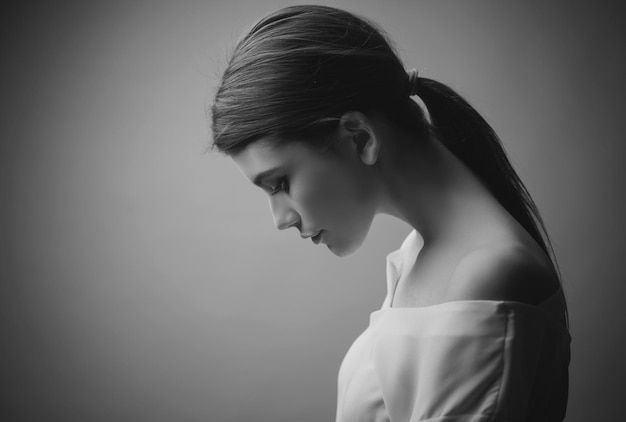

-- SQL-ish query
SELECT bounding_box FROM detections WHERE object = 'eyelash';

[270,178,288,195]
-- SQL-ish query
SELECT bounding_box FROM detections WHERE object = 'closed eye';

[270,178,288,195]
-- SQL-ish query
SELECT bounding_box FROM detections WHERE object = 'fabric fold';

[336,230,570,422]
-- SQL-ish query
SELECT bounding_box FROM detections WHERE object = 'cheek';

[297,164,372,225]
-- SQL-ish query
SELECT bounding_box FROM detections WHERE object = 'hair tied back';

[407,68,419,96]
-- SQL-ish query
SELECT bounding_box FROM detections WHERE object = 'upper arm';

[372,301,555,422]
[445,244,559,305]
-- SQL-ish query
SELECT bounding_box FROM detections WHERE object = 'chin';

[327,231,367,257]
[328,244,354,257]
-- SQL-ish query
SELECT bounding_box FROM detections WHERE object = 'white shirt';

[336,230,570,422]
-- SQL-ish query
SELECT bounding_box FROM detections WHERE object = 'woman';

[210,5,570,422]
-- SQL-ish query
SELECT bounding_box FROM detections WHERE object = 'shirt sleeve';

[371,304,551,422]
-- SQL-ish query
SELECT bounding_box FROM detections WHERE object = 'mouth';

[311,230,323,245]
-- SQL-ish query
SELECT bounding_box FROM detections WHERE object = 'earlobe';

[339,111,380,166]
[358,131,378,165]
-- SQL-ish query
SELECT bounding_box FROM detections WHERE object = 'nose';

[268,196,299,230]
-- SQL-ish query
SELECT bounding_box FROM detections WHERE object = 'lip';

[311,230,323,245]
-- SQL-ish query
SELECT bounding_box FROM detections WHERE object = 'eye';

[270,178,288,195]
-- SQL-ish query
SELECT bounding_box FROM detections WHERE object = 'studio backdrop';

[1,1,624,421]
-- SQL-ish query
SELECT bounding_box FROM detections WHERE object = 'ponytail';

[416,77,559,274]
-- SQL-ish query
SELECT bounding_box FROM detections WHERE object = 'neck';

[377,135,513,247]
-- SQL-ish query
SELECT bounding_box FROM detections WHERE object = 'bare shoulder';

[445,243,560,305]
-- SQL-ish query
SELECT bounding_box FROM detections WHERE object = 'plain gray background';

[1,1,624,421]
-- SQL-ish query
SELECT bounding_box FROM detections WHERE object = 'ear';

[337,111,380,165]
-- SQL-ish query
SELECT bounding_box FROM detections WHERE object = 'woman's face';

[231,137,379,256]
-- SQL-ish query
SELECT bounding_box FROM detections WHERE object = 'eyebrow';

[252,168,282,187]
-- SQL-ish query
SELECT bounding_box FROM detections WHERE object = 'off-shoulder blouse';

[336,230,571,422]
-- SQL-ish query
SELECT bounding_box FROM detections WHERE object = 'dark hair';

[211,5,427,154]
[210,5,562,288]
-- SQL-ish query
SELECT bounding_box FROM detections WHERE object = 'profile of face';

[231,119,381,257]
